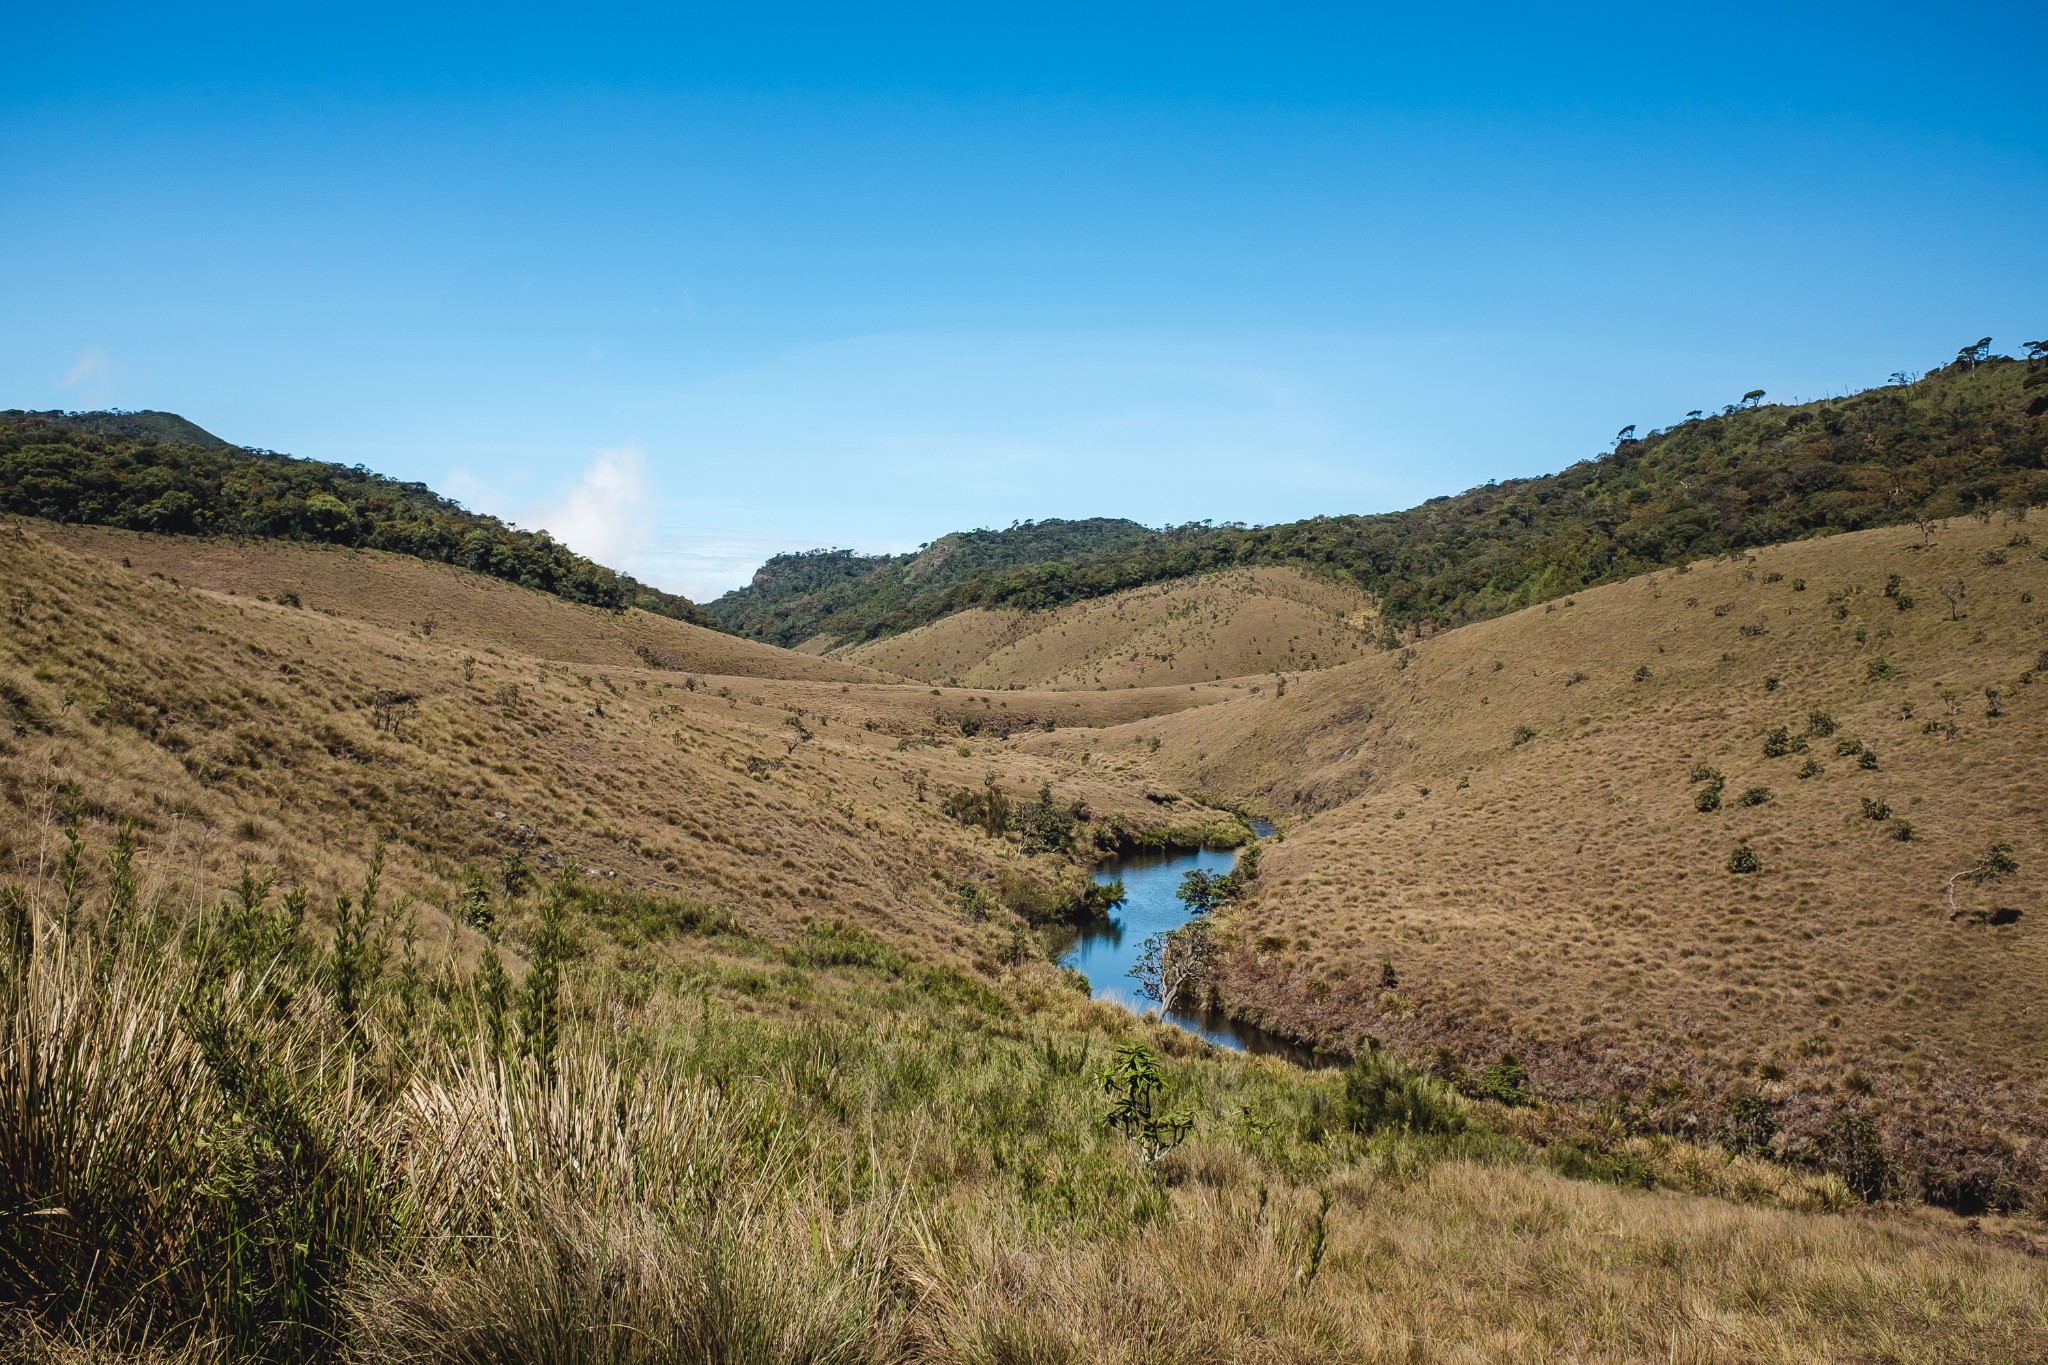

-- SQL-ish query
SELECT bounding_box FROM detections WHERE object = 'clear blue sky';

[5,3,2044,598]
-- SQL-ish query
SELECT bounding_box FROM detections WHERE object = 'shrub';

[1796,759,1824,779]
[1737,786,1772,807]
[1816,1110,1894,1202]
[1694,782,1723,813]
[1727,844,1762,874]
[1858,748,1879,770]
[1341,1046,1467,1136]
[1866,658,1900,682]
[1688,763,1724,785]
[1892,820,1915,841]
[1721,1093,1780,1155]
[1806,709,1837,737]
[1834,736,1863,756]
[1511,725,1537,746]
[1472,1053,1533,1106]
[1861,797,1892,821]
[275,589,301,608]
[1632,664,1652,682]
[1547,1140,1655,1190]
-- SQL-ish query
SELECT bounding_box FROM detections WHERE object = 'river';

[1052,830,1333,1067]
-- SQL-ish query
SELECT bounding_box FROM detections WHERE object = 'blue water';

[1055,830,1329,1065]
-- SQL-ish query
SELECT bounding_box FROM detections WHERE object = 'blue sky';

[5,4,2044,599]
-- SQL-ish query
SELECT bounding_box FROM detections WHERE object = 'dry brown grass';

[839,566,1376,689]
[0,522,1245,975]
[34,523,895,683]
[1064,516,2048,1205]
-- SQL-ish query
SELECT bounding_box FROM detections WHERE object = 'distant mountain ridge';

[0,408,712,624]
[710,346,2048,649]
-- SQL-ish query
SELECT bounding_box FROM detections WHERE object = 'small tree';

[1131,920,1217,1015]
[1741,389,1766,408]
[1938,579,1966,620]
[519,863,575,1076]
[1100,1044,1193,1162]
[1946,843,2019,921]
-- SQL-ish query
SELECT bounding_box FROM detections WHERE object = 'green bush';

[1737,786,1773,808]
[1472,1053,1534,1106]
[1816,1110,1895,1202]
[1861,797,1892,822]
[1695,782,1723,813]
[1806,709,1837,737]
[1796,759,1824,779]
[1341,1047,1468,1136]
[1727,844,1762,874]
[1547,1140,1655,1189]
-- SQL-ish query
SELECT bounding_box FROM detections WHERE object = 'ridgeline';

[711,348,2048,649]
[0,409,712,624]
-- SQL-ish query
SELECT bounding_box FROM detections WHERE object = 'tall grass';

[1,865,2045,1362]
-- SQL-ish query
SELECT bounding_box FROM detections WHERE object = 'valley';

[3,372,2047,1359]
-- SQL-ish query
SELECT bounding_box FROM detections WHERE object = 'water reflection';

[1053,831,1332,1068]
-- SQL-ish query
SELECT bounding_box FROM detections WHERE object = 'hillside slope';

[1070,514,2048,1208]
[838,566,1377,689]
[36,523,895,683]
[0,523,1251,971]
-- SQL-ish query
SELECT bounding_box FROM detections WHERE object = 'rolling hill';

[1043,512,2048,1210]
[837,566,1378,688]
[0,409,711,623]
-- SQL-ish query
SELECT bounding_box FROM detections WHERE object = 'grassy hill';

[716,353,2048,650]
[1056,513,2048,1211]
[0,409,712,625]
[838,566,1378,689]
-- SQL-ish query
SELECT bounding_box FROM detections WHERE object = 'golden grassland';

[1,522,1249,971]
[1052,515,2048,1205]
[34,523,897,683]
[7,512,2048,1358]
[837,566,1377,689]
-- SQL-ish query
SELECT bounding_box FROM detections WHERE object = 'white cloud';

[59,345,113,407]
[531,446,658,577]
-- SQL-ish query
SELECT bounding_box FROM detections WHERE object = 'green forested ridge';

[712,350,2048,647]
[0,410,711,622]
[707,516,1159,644]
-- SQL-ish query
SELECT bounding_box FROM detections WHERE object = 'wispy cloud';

[530,445,658,577]
[58,346,113,407]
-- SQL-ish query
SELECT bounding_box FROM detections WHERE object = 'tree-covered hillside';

[0,410,711,623]
[713,347,2048,647]
[708,516,1158,645]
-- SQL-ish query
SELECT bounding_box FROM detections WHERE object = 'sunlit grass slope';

[1,522,1246,971]
[1089,514,2047,1209]
[837,566,1377,689]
